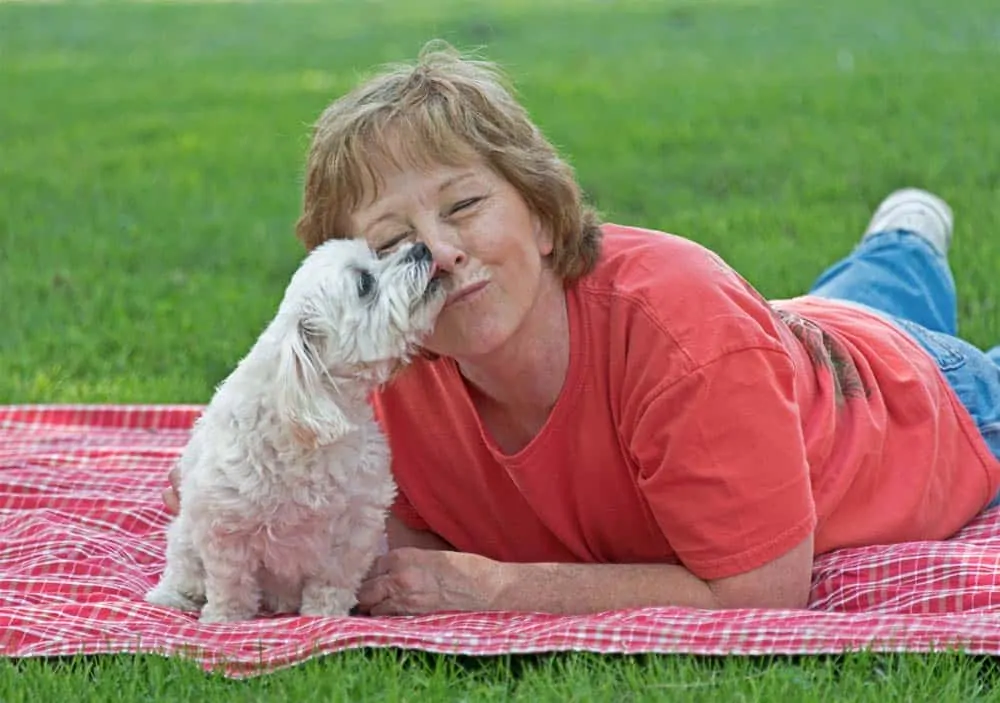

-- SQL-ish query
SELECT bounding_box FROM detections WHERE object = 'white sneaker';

[862,188,954,256]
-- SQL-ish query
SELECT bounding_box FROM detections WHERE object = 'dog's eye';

[357,270,376,298]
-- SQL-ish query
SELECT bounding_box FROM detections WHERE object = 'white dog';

[146,238,445,622]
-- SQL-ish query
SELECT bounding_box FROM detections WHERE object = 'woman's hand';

[162,464,181,514]
[355,548,504,616]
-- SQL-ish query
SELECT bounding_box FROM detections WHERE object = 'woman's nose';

[420,227,467,272]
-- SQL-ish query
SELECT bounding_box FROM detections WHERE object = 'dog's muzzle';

[404,242,433,265]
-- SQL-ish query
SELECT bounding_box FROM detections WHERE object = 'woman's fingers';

[162,464,181,514]
[162,486,180,514]
[356,574,391,612]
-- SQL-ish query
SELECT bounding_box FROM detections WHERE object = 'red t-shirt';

[372,224,1000,580]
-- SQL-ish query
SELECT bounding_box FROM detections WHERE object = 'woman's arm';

[355,533,814,615]
[493,533,814,613]
[385,513,453,551]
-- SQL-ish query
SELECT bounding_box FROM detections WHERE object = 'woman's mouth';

[445,280,488,308]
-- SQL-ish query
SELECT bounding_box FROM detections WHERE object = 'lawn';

[2,0,1000,698]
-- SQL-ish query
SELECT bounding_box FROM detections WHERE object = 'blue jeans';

[808,230,1000,507]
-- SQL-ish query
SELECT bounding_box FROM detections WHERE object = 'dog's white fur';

[146,238,445,622]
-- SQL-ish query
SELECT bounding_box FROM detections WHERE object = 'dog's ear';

[274,319,354,447]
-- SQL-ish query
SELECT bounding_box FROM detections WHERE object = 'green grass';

[2,0,1000,698]
[4,650,1000,702]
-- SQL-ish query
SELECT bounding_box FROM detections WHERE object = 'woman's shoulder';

[575,223,787,362]
[586,223,744,290]
[582,223,768,314]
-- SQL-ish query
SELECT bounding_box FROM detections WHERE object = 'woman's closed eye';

[447,197,483,216]
[376,231,412,257]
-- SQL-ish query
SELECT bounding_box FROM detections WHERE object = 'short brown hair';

[294,41,602,281]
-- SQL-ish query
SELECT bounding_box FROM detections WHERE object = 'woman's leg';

[989,346,1000,370]
[808,189,958,335]
[810,190,1000,511]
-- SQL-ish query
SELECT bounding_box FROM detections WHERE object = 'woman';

[164,42,1000,616]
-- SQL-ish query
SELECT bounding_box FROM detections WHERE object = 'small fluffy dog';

[146,238,445,622]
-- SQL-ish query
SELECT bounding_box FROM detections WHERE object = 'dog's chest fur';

[181,405,394,585]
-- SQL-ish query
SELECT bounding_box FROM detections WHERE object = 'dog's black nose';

[405,242,432,263]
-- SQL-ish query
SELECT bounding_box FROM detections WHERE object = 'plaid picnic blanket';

[3,404,1000,678]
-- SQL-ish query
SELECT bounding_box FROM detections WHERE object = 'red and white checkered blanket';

[3,404,1000,678]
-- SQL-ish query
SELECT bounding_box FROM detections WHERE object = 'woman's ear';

[533,212,554,257]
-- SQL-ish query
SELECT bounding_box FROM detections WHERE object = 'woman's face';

[348,157,554,361]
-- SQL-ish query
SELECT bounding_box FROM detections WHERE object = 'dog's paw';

[198,603,258,623]
[299,586,356,618]
[145,584,203,612]
[261,590,301,615]
[299,603,352,618]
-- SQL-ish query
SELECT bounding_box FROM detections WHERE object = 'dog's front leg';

[300,521,385,618]
[299,577,357,618]
[199,535,261,623]
[146,515,206,612]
